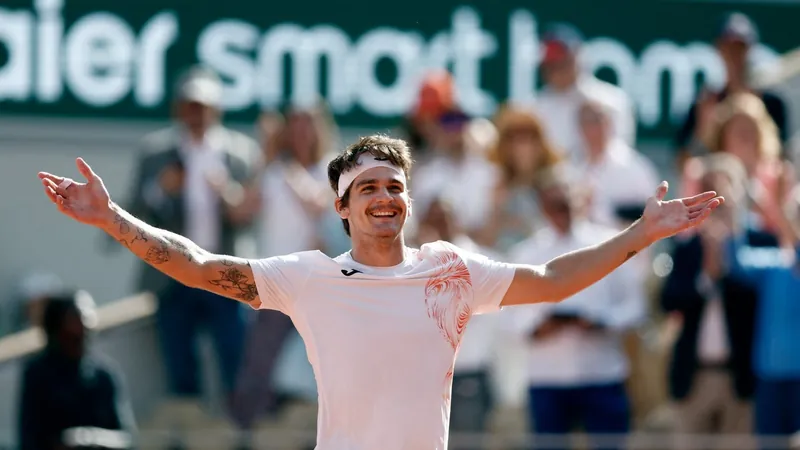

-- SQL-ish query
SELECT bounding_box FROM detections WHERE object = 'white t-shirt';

[249,240,516,450]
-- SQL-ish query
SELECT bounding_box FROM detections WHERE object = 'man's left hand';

[640,181,724,244]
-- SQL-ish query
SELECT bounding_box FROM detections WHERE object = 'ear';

[406,196,413,220]
[334,197,349,219]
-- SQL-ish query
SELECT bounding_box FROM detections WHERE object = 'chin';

[369,225,403,239]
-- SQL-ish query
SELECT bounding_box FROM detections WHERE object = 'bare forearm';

[101,202,211,289]
[545,221,650,301]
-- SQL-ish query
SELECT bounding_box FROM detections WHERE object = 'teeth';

[372,212,395,217]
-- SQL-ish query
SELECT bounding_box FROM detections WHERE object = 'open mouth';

[369,210,399,218]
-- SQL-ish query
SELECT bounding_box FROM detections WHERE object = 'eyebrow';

[354,178,405,188]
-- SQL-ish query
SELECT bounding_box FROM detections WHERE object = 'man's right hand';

[39,158,115,228]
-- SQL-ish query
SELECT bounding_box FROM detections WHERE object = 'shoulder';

[21,353,48,379]
[220,127,261,161]
[578,221,618,241]
[138,127,177,155]
[760,91,786,108]
[260,250,332,267]
[582,77,631,107]
[745,228,780,248]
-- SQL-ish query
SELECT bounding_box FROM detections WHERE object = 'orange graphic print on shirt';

[423,251,473,404]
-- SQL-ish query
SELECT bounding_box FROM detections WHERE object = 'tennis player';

[38,134,721,450]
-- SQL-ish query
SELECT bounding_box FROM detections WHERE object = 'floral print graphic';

[424,251,473,403]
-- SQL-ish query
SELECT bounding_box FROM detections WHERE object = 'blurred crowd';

[11,11,800,450]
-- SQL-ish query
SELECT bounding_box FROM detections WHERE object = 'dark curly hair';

[327,134,414,236]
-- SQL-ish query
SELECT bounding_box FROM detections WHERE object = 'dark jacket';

[18,350,136,450]
[659,229,778,400]
[124,125,261,296]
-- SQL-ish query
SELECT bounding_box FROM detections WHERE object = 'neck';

[726,71,748,92]
[586,147,605,164]
[350,234,407,267]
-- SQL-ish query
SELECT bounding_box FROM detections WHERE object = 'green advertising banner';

[1,0,798,139]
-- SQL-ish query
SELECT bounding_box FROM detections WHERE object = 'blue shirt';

[727,240,800,379]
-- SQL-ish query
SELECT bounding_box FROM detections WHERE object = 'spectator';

[684,92,794,237]
[8,271,65,334]
[18,290,135,450]
[659,154,777,449]
[412,196,501,448]
[573,100,660,231]
[401,70,456,165]
[509,169,645,450]
[476,105,563,254]
[674,12,788,167]
[724,182,800,448]
[121,65,261,420]
[533,23,636,161]
[232,102,343,431]
[411,109,499,238]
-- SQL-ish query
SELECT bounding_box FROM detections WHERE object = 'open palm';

[641,181,724,242]
[38,158,113,227]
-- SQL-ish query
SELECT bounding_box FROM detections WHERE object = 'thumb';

[654,181,669,201]
[76,157,98,183]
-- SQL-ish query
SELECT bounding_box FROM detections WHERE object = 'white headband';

[337,154,406,197]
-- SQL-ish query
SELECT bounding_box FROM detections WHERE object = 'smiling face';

[336,167,411,240]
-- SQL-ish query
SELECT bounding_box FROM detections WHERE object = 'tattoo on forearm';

[132,227,149,245]
[145,242,171,265]
[114,214,130,235]
[208,263,258,303]
[624,251,637,262]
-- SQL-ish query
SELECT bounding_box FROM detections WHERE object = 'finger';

[682,191,718,207]
[43,185,58,204]
[76,157,98,183]
[687,197,721,213]
[655,181,669,201]
[687,208,713,228]
[38,171,66,184]
[43,178,71,197]
[690,197,724,215]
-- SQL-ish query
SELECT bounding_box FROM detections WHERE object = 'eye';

[361,186,374,194]
[389,185,403,193]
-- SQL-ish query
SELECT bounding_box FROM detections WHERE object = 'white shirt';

[695,273,730,364]
[508,222,646,386]
[411,154,500,233]
[249,241,516,450]
[180,128,226,252]
[534,76,636,159]
[573,139,660,229]
[258,158,331,256]
[449,236,502,373]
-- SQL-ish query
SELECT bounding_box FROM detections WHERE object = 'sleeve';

[659,239,705,313]
[613,92,637,147]
[459,247,517,315]
[674,101,698,150]
[105,366,137,435]
[18,363,47,450]
[594,257,647,330]
[249,252,312,315]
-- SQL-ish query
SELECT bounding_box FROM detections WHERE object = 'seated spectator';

[660,153,777,449]
[18,290,136,450]
[476,105,563,254]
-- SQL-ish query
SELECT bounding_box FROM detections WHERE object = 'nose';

[374,186,393,202]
